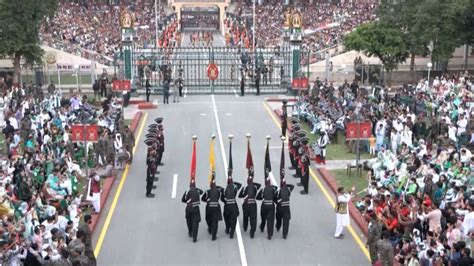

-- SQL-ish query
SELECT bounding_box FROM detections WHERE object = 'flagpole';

[265,135,271,179]
[209,135,216,183]
[228,134,234,178]
[190,135,197,183]
[155,0,159,49]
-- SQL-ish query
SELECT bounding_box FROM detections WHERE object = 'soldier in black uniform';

[297,139,310,194]
[281,100,288,137]
[257,176,277,240]
[221,177,241,239]
[238,171,261,238]
[255,70,261,96]
[145,79,151,102]
[275,178,293,239]
[201,175,222,241]
[145,150,157,198]
[182,180,202,243]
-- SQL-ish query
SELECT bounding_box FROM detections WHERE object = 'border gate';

[132,46,291,95]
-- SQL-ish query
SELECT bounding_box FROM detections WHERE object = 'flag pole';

[228,134,234,179]
[190,135,197,184]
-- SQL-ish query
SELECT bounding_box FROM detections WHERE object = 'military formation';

[144,117,165,198]
[181,134,294,243]
[284,100,311,195]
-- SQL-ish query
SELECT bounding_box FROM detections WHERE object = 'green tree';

[0,0,58,84]
[344,22,409,86]
[376,0,430,72]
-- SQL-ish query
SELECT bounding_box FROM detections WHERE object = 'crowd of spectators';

[40,0,170,66]
[296,71,474,265]
[0,79,135,264]
[226,0,376,62]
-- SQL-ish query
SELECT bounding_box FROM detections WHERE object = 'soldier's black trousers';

[260,205,275,237]
[301,171,309,192]
[289,152,296,168]
[186,214,200,242]
[223,207,238,238]
[242,203,257,236]
[276,207,290,238]
[282,123,287,137]
[296,165,302,178]
[205,208,220,239]
[146,180,153,195]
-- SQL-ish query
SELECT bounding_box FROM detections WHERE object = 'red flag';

[190,140,196,183]
[246,138,254,176]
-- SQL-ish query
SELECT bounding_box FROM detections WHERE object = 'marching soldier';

[257,176,277,240]
[182,180,202,243]
[317,130,329,165]
[105,133,115,166]
[238,172,260,238]
[221,177,241,239]
[201,175,222,241]
[275,178,293,239]
[221,135,241,239]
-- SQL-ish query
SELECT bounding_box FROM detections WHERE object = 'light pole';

[427,62,432,86]
[74,64,79,92]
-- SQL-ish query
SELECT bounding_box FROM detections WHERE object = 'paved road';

[96,95,369,265]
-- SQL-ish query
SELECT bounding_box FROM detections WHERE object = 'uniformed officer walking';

[238,134,260,238]
[281,99,288,137]
[366,211,382,264]
[201,174,222,241]
[145,150,157,198]
[221,135,241,239]
[275,178,293,239]
[257,176,276,240]
[182,180,202,243]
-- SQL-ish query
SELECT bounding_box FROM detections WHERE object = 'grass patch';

[298,121,372,160]
[330,169,369,195]
[0,134,5,156]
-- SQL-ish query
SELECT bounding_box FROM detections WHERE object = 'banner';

[112,80,131,91]
[345,122,372,140]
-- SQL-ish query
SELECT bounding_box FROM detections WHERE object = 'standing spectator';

[145,79,151,102]
[377,231,394,266]
[172,80,180,103]
[93,80,100,100]
[163,80,170,104]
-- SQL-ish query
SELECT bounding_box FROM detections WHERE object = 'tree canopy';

[344,22,409,72]
[346,0,474,71]
[0,0,58,83]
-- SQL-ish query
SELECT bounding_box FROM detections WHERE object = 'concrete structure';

[168,0,230,35]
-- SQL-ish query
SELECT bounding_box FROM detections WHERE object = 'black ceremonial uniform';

[221,181,241,239]
[275,183,292,239]
[257,182,276,240]
[281,100,288,137]
[145,154,156,198]
[182,186,201,242]
[201,184,222,241]
[238,178,260,238]
[299,153,310,194]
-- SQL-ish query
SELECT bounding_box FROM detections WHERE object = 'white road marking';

[232,89,240,98]
[200,113,208,116]
[225,113,232,116]
[211,95,248,266]
[171,174,178,199]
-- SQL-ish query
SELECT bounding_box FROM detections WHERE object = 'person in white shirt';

[448,124,457,143]
[334,186,355,238]
[457,113,468,136]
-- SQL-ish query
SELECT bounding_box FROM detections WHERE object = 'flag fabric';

[208,138,216,183]
[228,140,233,179]
[190,140,196,183]
[280,140,285,182]
[246,138,254,176]
[264,140,271,179]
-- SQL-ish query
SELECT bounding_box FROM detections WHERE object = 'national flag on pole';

[190,139,197,184]
[264,140,271,179]
[208,137,216,183]
[246,138,254,177]
[280,139,285,183]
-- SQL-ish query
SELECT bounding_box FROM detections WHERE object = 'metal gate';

[132,46,291,95]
